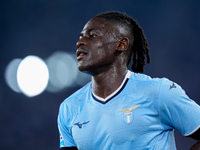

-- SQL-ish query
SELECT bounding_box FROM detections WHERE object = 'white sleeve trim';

[184,124,200,136]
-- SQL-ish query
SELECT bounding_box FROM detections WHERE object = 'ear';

[116,38,129,52]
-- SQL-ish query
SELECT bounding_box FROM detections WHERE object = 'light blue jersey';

[58,71,200,150]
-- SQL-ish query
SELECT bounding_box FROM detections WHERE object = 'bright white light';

[17,55,49,97]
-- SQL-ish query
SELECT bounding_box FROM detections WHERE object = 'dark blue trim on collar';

[92,78,129,104]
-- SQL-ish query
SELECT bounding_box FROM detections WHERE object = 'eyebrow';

[80,28,97,36]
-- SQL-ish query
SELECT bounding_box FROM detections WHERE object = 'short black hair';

[94,11,150,73]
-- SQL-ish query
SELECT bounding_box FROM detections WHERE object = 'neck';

[92,67,128,99]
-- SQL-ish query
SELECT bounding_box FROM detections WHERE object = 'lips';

[76,49,87,60]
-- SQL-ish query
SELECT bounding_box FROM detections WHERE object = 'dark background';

[0,0,200,150]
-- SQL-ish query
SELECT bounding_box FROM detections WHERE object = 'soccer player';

[57,11,200,150]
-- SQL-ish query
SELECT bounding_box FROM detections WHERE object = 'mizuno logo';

[169,82,176,90]
[74,121,90,128]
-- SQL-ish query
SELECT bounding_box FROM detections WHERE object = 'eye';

[79,33,83,39]
[89,30,100,38]
[89,33,97,38]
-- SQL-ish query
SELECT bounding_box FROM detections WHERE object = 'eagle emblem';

[118,105,141,124]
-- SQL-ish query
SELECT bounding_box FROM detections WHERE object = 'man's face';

[76,18,119,74]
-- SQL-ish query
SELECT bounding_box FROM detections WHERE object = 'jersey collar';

[92,70,132,104]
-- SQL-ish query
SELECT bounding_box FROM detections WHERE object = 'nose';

[76,39,87,48]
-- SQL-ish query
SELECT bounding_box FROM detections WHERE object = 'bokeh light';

[75,70,91,87]
[17,55,49,97]
[4,52,91,96]
[46,51,80,92]
[5,58,22,93]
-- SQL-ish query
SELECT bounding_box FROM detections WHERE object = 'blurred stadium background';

[0,0,200,150]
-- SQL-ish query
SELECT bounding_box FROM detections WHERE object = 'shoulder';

[129,72,168,88]
[128,72,181,98]
[130,72,163,83]
[130,72,176,86]
[158,77,187,99]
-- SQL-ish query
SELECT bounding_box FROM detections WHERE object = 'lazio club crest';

[118,105,141,124]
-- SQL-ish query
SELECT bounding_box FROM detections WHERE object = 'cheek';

[90,42,105,57]
[95,40,115,54]
[89,37,116,63]
[95,47,109,61]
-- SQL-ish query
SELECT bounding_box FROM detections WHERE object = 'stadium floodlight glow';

[5,58,22,93]
[17,55,49,97]
[46,51,78,92]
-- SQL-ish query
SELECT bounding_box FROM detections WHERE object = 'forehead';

[82,18,115,33]
[82,18,130,38]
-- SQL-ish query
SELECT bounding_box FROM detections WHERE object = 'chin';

[78,65,94,76]
[78,65,86,71]
[78,65,89,73]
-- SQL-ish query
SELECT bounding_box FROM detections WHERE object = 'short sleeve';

[57,102,77,148]
[159,78,200,136]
